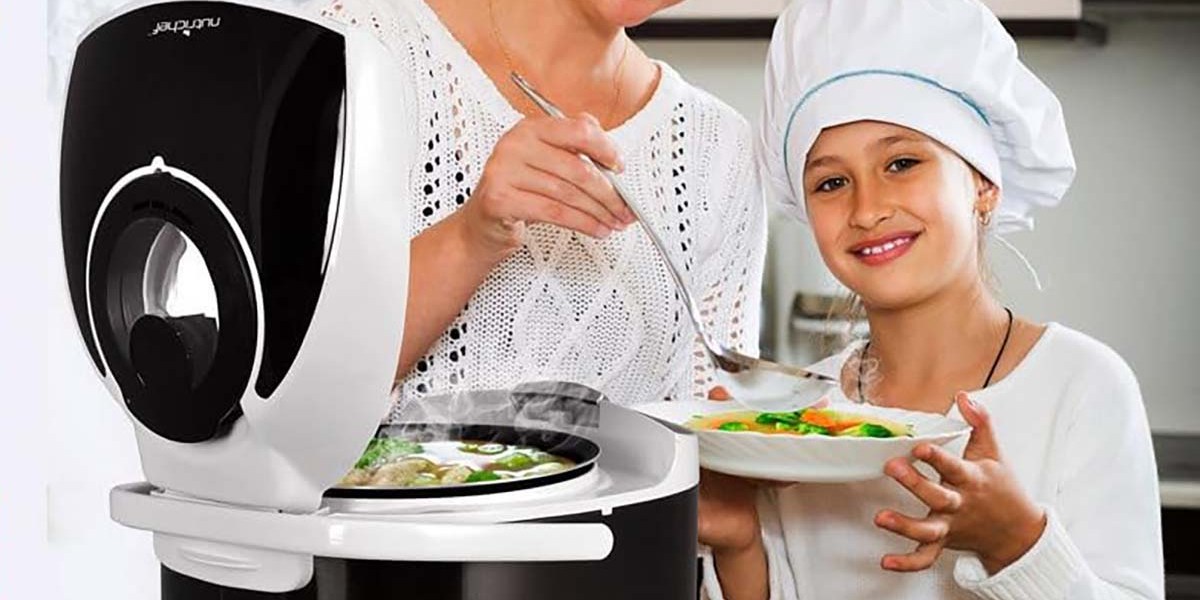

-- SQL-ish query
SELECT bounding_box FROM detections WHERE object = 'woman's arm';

[684,110,788,600]
[685,112,768,399]
[394,211,503,379]
[392,113,636,380]
[310,0,635,381]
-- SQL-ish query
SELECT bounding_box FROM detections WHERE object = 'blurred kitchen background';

[40,0,1199,598]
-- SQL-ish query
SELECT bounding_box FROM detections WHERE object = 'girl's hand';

[699,469,764,553]
[699,469,796,552]
[875,392,1047,574]
[456,113,635,262]
[699,470,778,600]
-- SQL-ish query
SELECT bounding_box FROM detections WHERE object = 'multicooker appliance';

[59,1,700,598]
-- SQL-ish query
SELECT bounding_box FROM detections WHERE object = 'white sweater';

[703,323,1164,600]
[314,0,766,411]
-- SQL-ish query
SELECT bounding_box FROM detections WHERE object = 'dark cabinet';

[1156,435,1200,599]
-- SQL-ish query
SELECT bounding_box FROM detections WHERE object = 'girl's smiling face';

[802,121,998,310]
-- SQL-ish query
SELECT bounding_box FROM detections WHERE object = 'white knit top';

[313,0,767,412]
[702,323,1164,600]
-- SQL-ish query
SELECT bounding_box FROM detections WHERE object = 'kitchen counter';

[1153,436,1199,598]
[1154,434,1200,509]
[1160,480,1200,509]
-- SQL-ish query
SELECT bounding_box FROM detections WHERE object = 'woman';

[699,1,1163,599]
[316,0,766,411]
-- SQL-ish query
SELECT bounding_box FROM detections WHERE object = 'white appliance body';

[60,0,414,514]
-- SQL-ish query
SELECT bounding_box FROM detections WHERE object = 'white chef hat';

[761,0,1076,235]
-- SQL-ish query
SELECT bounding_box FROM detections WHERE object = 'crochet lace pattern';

[316,0,766,412]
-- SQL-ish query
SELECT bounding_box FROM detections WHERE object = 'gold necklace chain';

[488,0,630,127]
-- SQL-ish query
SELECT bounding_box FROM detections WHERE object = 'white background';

[12,2,1200,600]
[1,0,53,598]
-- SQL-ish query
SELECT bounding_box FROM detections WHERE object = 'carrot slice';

[801,409,868,432]
[799,409,837,429]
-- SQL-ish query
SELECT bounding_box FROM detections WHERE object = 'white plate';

[635,400,971,483]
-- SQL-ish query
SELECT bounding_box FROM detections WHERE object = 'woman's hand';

[455,112,635,263]
[876,392,1046,574]
[393,113,633,379]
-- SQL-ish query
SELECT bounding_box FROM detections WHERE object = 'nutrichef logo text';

[148,17,221,37]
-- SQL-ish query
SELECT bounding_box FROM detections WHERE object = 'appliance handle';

[113,483,614,562]
[322,520,614,562]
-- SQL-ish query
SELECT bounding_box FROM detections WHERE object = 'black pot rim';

[323,423,601,499]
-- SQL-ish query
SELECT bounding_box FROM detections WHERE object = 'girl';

[316,0,766,409]
[699,1,1163,598]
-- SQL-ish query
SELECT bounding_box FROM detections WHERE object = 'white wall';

[645,11,1200,434]
[1000,17,1200,434]
[43,1,166,598]
[1,1,53,598]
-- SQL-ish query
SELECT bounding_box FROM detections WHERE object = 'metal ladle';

[510,72,838,411]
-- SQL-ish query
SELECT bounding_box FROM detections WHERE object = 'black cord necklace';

[856,307,1014,403]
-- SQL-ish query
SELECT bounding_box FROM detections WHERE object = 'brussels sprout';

[493,452,536,471]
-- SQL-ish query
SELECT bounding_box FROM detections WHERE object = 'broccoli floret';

[840,423,895,438]
[355,438,423,469]
[796,423,832,436]
[718,421,750,432]
[755,411,801,427]
[459,442,507,455]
